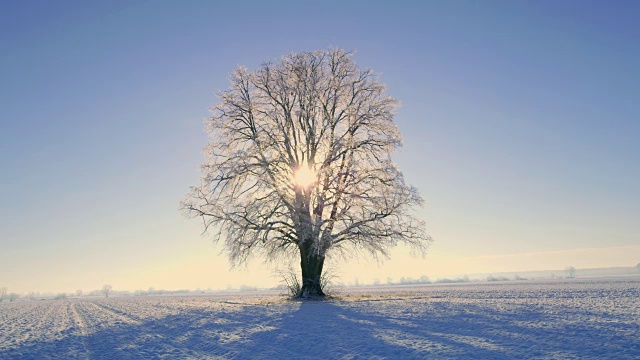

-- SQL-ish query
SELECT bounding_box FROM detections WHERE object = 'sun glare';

[294,165,317,188]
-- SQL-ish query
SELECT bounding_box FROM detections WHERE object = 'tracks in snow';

[70,302,88,336]
[87,301,142,325]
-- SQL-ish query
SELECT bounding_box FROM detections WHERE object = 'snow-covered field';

[1,277,639,359]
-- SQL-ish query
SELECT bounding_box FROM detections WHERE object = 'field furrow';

[88,301,141,325]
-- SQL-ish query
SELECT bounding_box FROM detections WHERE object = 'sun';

[294,165,317,188]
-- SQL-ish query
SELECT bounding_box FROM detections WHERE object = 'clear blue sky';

[2,0,639,293]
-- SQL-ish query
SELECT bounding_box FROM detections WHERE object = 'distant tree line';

[0,288,20,302]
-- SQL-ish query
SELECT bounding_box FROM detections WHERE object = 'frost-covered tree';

[636,262,640,273]
[565,266,576,278]
[183,49,430,297]
[101,284,113,298]
[0,287,6,302]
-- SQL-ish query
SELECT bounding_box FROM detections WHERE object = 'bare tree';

[0,287,6,302]
[101,284,113,298]
[76,289,83,297]
[636,262,640,273]
[565,266,576,278]
[8,293,19,302]
[183,48,431,297]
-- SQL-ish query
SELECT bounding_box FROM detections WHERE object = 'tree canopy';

[183,48,430,296]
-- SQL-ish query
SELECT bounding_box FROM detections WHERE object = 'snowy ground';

[1,277,639,359]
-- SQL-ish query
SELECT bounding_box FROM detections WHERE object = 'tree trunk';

[298,245,325,298]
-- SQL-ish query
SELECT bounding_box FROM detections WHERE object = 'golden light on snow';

[294,165,317,188]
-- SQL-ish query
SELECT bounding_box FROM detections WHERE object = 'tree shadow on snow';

[2,298,639,359]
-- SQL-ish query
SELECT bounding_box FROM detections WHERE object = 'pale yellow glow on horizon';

[6,211,640,294]
[7,242,640,294]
